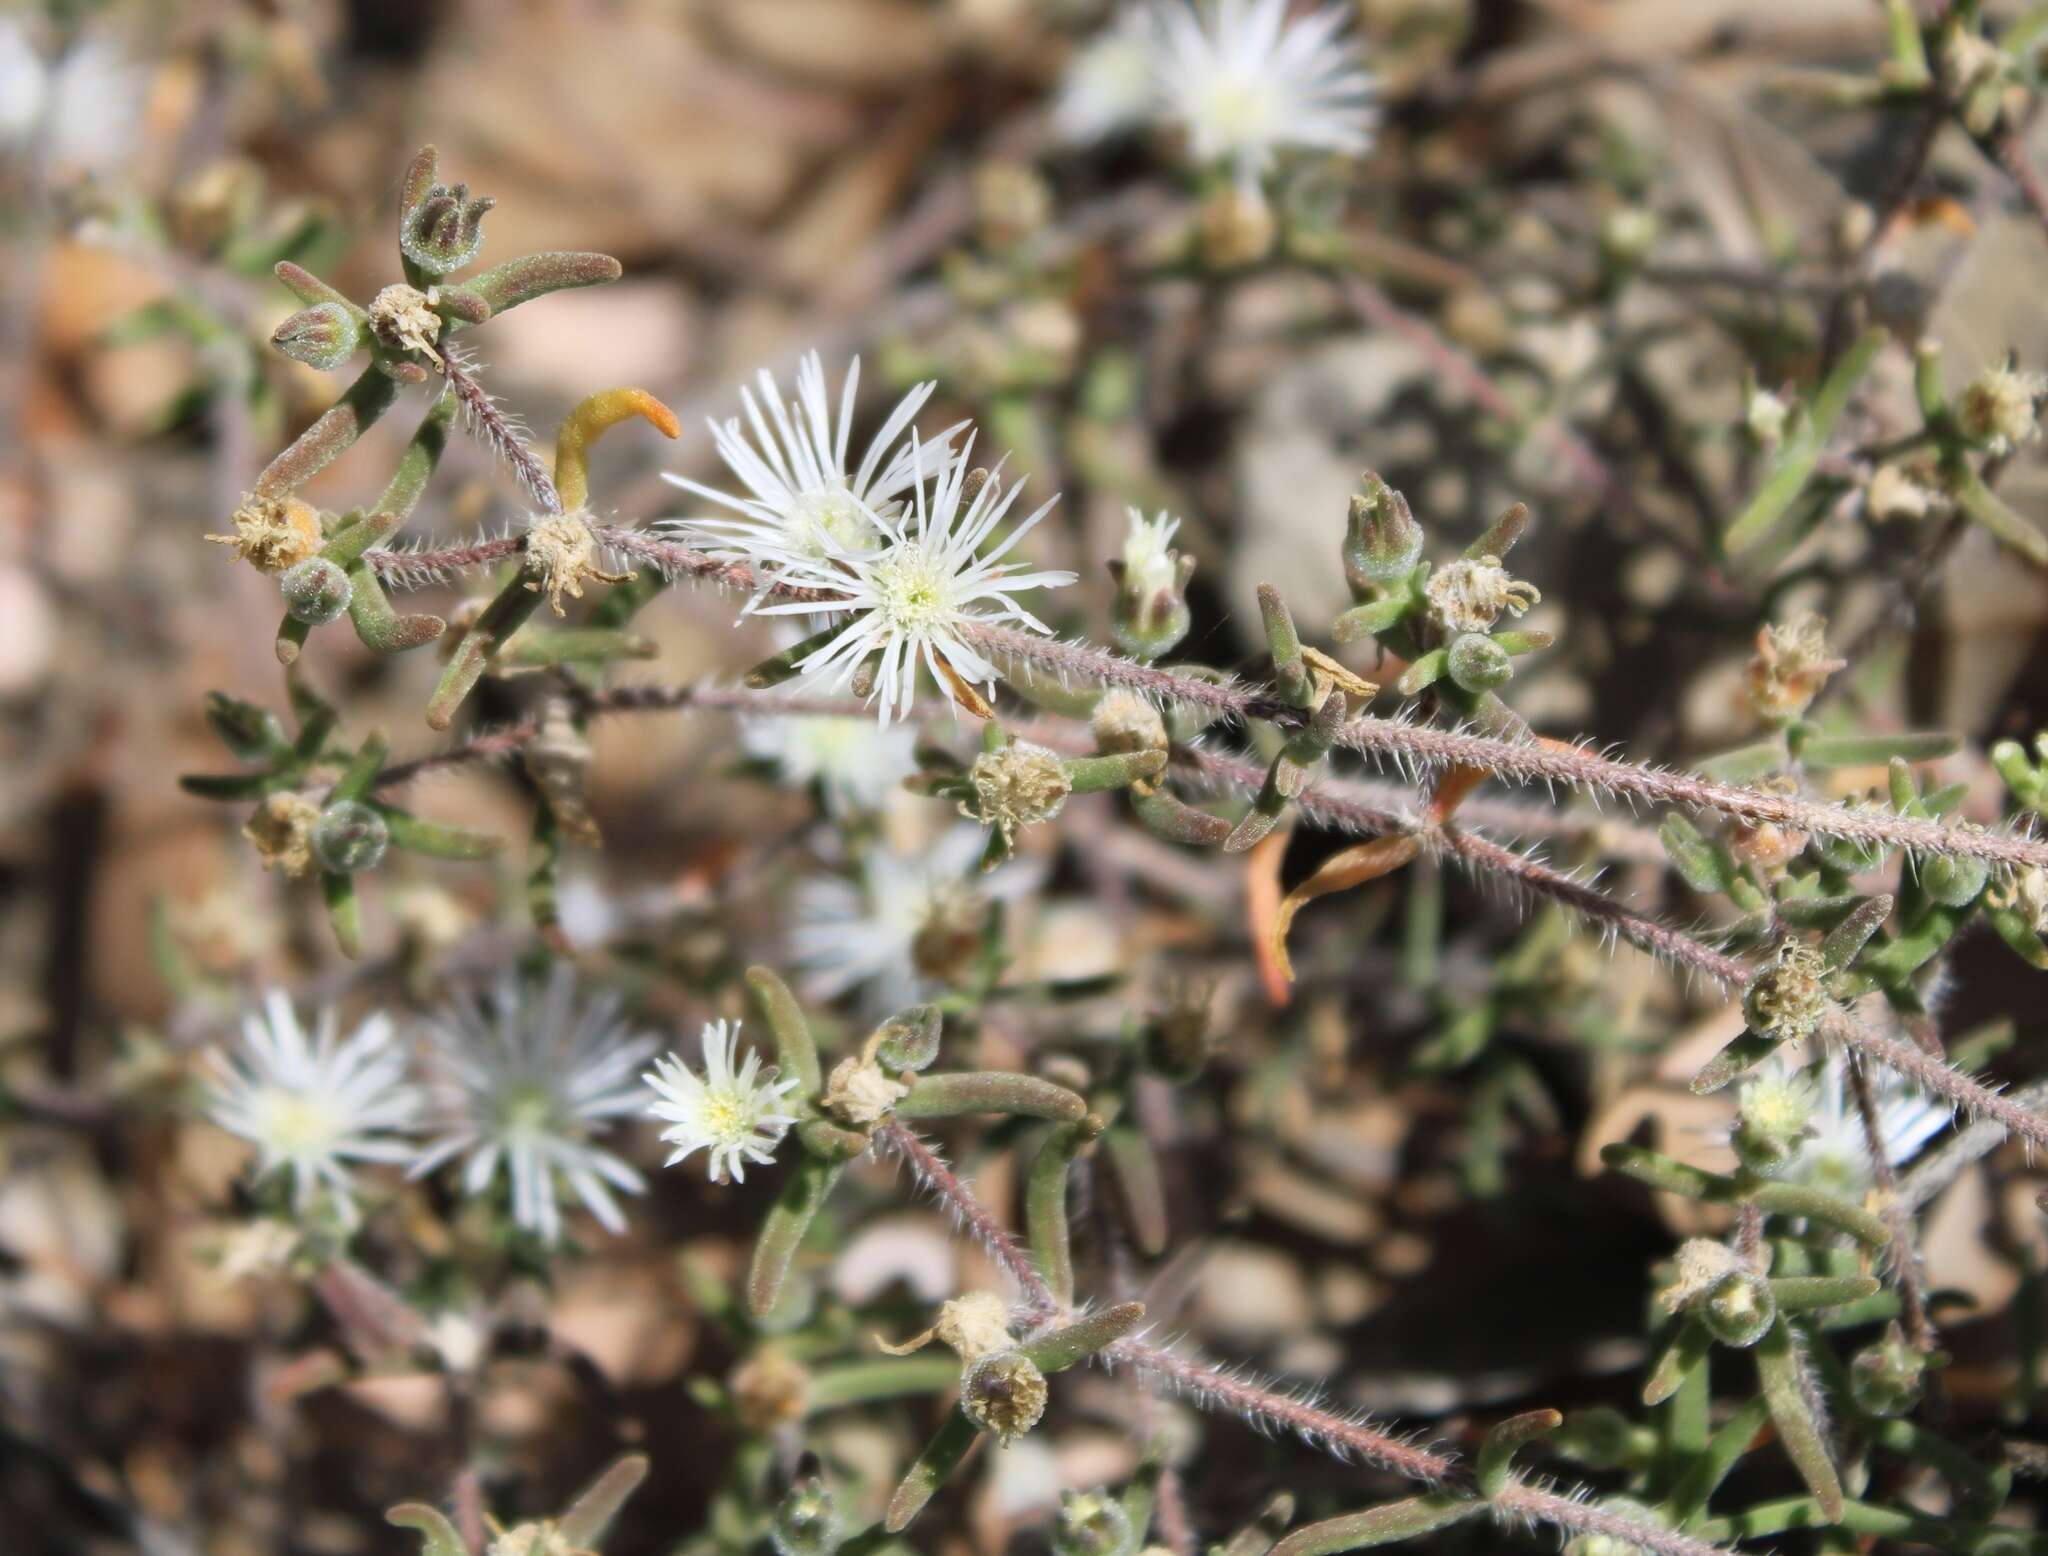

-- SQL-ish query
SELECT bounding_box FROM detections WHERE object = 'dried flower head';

[525,512,630,616]
[964,740,1072,847]
[1867,462,1941,523]
[410,970,657,1244]
[1957,361,2047,455]
[243,791,322,878]
[203,992,421,1223]
[879,1290,1016,1363]
[821,1053,912,1127]
[207,492,323,574]
[960,1348,1049,1444]
[366,282,444,360]
[728,1347,812,1431]
[1989,865,2048,934]
[1741,940,1828,1043]
[1745,612,1844,722]
[1728,774,1810,873]
[1154,0,1377,188]
[643,1019,801,1185]
[1657,1236,1742,1313]
[1422,555,1540,635]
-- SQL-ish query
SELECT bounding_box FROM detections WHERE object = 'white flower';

[643,1020,801,1184]
[792,826,1038,1010]
[1055,7,1160,143]
[1787,1049,1951,1195]
[203,993,421,1222]
[0,21,142,171]
[1121,508,1183,598]
[742,708,920,815]
[1154,0,1376,187]
[757,433,1077,724]
[409,969,656,1245]
[662,352,957,583]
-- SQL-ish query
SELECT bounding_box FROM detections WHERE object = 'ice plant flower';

[1153,0,1376,188]
[791,825,1037,1010]
[643,1020,801,1184]
[409,970,656,1245]
[759,434,1077,724]
[741,707,920,816]
[203,993,421,1223]
[1791,1050,1950,1195]
[1054,6,1160,144]
[661,352,956,584]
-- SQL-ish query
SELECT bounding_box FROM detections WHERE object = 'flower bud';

[1343,474,1422,591]
[271,302,362,372]
[1731,1072,1814,1176]
[961,1349,1048,1444]
[1054,1490,1132,1556]
[1745,613,1843,724]
[312,800,389,875]
[1849,1326,1925,1417]
[1742,941,1827,1043]
[1744,388,1790,450]
[1921,851,1989,908]
[965,740,1073,847]
[1446,631,1513,692]
[873,1005,943,1072]
[400,179,495,275]
[772,1477,843,1556]
[1198,184,1277,269]
[1600,206,1659,268]
[281,556,353,624]
[1110,510,1194,661]
[1701,1269,1775,1348]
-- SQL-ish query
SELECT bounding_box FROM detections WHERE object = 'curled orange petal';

[554,388,681,510]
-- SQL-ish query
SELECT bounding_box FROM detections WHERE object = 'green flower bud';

[1731,1072,1814,1176]
[873,1005,943,1072]
[961,1349,1048,1445]
[1446,631,1513,692]
[1920,852,1989,908]
[1742,941,1828,1043]
[281,556,353,624]
[312,800,389,875]
[401,179,495,275]
[271,302,361,372]
[1054,1490,1133,1556]
[1343,473,1422,592]
[1701,1270,1775,1348]
[771,1476,843,1556]
[1849,1327,1925,1417]
[1110,509,1194,662]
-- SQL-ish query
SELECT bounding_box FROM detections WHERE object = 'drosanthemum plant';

[758,433,1076,723]
[408,969,656,1246]
[740,703,921,816]
[203,992,421,1227]
[643,1019,800,1184]
[1153,0,1377,187]
[661,351,959,589]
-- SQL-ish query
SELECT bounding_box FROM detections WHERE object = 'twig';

[875,1120,1058,1320]
[1846,1056,1937,1353]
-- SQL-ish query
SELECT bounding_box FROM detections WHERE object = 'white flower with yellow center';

[1055,7,1160,143]
[1154,0,1376,187]
[203,993,420,1222]
[741,708,920,816]
[1790,1050,1950,1196]
[409,969,656,1245]
[758,434,1077,724]
[643,1020,801,1184]
[791,825,1039,1011]
[662,352,957,584]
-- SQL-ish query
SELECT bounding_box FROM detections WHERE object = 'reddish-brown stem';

[1845,1058,1937,1355]
[875,1120,1057,1319]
